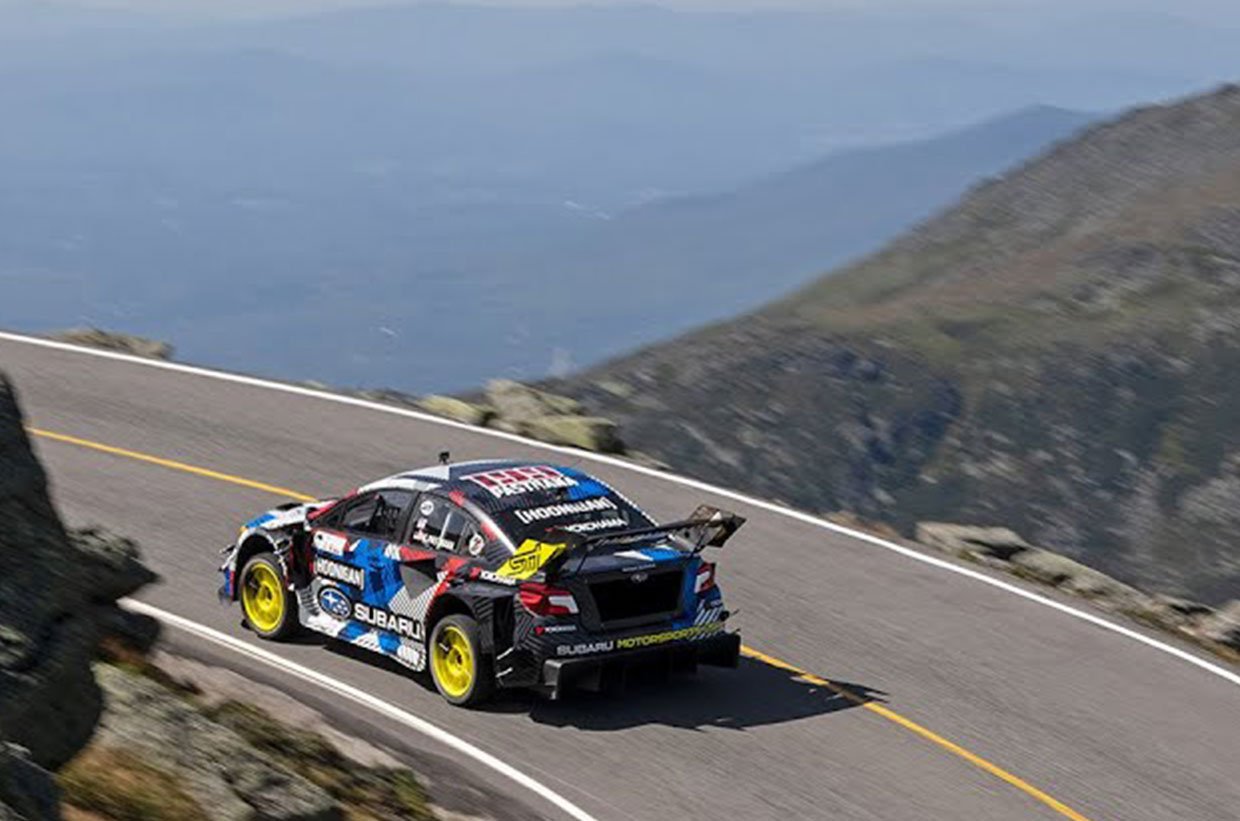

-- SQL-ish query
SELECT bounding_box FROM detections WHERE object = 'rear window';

[459,465,654,544]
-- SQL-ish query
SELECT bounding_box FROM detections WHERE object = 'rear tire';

[429,614,494,707]
[240,552,298,640]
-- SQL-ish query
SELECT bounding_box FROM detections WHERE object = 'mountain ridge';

[556,83,1240,604]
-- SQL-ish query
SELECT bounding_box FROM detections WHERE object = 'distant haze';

[1,0,1238,390]
[28,0,1240,22]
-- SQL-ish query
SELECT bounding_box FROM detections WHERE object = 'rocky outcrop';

[415,395,493,427]
[0,374,159,819]
[0,377,156,770]
[51,328,173,360]
[0,746,58,821]
[87,667,337,821]
[417,380,626,455]
[917,521,1239,660]
[1192,601,1240,650]
[915,523,1030,562]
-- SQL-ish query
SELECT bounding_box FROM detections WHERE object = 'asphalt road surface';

[3,334,1238,821]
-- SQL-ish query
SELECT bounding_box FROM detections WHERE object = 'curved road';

[3,333,1238,821]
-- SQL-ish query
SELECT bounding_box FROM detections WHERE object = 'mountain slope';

[557,84,1240,604]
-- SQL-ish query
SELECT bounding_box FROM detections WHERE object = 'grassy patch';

[96,636,200,698]
[58,746,208,821]
[205,701,434,821]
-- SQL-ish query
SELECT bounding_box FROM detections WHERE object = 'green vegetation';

[59,747,209,821]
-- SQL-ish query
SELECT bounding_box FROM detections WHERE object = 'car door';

[307,488,415,625]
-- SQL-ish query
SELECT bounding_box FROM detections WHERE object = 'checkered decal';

[298,536,453,673]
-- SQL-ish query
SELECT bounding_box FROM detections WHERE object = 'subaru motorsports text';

[219,459,744,705]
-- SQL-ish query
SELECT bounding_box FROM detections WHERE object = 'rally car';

[218,458,743,705]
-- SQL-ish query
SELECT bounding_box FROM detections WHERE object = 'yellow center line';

[739,647,1091,821]
[28,425,1093,821]
[27,427,316,502]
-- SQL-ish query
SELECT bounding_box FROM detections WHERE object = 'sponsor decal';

[496,539,567,580]
[541,624,577,634]
[464,465,577,498]
[561,517,628,533]
[352,602,423,641]
[623,562,657,573]
[419,500,436,516]
[316,557,364,589]
[467,533,486,556]
[313,531,348,556]
[556,640,615,657]
[410,529,455,552]
[615,622,724,650]
[553,623,724,657]
[630,572,649,584]
[514,496,617,525]
[476,569,519,586]
[317,586,351,619]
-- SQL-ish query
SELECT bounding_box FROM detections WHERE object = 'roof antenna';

[438,450,451,466]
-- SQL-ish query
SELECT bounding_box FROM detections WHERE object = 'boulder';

[1135,595,1216,631]
[1191,600,1240,649]
[915,522,1031,561]
[416,395,493,427]
[521,415,625,454]
[92,666,338,821]
[484,380,582,430]
[52,328,173,360]
[1009,549,1144,602]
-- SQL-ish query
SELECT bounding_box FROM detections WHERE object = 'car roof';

[362,458,579,495]
[362,458,648,512]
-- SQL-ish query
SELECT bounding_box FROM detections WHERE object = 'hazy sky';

[42,0,1240,21]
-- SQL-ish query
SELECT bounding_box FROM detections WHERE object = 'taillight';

[518,582,578,616]
[695,562,717,594]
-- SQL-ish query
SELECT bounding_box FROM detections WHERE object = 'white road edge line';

[6,330,1239,690]
[121,597,601,821]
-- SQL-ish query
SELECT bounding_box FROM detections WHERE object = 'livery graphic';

[219,458,744,705]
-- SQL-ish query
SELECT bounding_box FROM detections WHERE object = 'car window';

[408,495,484,554]
[333,490,414,540]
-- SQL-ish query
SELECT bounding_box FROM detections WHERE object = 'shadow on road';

[508,656,883,731]
[325,639,883,731]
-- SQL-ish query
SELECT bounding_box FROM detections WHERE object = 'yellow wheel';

[240,553,297,639]
[429,615,493,706]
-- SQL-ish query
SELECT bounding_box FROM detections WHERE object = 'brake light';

[518,582,579,616]
[695,562,717,594]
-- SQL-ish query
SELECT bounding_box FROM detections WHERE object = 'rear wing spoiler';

[544,505,745,577]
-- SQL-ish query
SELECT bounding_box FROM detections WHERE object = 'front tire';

[429,614,494,706]
[240,553,298,640]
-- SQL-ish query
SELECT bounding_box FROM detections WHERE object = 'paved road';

[3,335,1238,821]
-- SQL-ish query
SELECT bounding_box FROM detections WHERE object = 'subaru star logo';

[631,572,649,584]
[318,586,351,619]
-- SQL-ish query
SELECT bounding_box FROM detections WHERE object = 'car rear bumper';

[540,631,740,700]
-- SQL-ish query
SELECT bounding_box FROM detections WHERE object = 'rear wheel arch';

[426,594,475,637]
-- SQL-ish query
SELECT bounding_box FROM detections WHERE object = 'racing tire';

[429,614,494,707]
[239,552,299,640]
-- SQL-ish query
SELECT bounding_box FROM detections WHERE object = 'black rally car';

[220,458,743,705]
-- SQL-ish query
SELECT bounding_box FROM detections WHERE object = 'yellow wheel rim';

[432,625,474,698]
[242,563,285,633]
